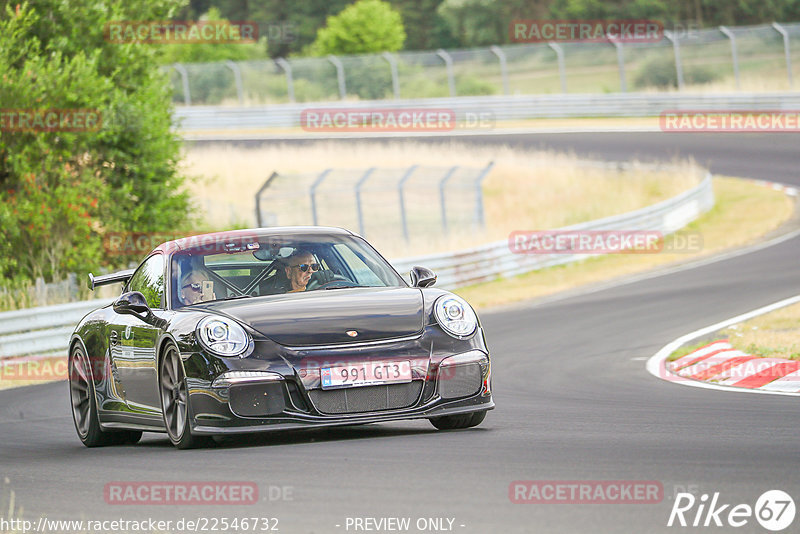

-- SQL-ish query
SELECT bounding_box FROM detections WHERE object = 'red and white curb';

[747,179,799,197]
[647,294,800,396]
[668,339,800,392]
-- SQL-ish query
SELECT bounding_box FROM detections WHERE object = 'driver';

[179,270,216,305]
[284,249,320,292]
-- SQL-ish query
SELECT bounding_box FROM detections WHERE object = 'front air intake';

[437,362,482,400]
[309,382,423,414]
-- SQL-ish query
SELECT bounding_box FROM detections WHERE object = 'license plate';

[321,361,412,389]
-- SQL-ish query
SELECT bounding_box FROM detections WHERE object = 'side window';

[128,254,165,309]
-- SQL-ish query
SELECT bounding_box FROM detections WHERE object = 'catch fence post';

[355,168,376,237]
[310,169,332,226]
[397,165,418,241]
[438,166,459,234]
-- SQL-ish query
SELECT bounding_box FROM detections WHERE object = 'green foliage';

[393,0,457,50]
[164,0,800,53]
[549,0,615,18]
[176,0,353,59]
[549,0,800,28]
[292,78,339,102]
[309,0,406,56]
[633,54,720,89]
[437,0,546,47]
[0,0,191,283]
[343,62,396,100]
[626,0,670,20]
[437,0,507,47]
[155,8,268,65]
[456,75,498,95]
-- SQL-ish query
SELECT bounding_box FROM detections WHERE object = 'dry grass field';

[456,176,793,309]
[723,302,800,360]
[182,141,702,259]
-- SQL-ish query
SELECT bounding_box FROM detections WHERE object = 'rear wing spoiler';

[88,269,135,291]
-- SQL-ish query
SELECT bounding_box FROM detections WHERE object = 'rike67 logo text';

[668,490,795,531]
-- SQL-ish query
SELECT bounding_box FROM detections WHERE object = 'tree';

[0,0,191,283]
[392,0,453,50]
[309,0,406,56]
[437,0,550,47]
[245,0,354,59]
[437,0,506,47]
[156,8,267,64]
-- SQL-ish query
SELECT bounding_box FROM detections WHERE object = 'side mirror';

[410,266,437,288]
[113,291,150,316]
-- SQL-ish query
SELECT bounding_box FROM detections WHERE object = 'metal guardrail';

[0,299,113,360]
[0,169,711,361]
[175,93,800,133]
[393,172,714,289]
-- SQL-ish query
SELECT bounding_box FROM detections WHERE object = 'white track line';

[646,294,800,396]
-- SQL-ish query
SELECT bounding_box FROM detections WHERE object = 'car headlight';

[434,295,477,338]
[197,316,251,357]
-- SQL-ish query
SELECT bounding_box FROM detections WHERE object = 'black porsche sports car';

[69,227,493,448]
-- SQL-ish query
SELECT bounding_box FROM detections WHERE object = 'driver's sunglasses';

[182,282,203,292]
[291,263,320,273]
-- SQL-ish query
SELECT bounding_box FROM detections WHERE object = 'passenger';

[179,270,216,305]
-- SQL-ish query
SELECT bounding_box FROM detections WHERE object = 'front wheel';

[429,410,487,430]
[159,343,211,449]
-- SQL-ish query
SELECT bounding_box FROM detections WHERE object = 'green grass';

[667,341,718,362]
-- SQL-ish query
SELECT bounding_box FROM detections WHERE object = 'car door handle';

[109,331,119,346]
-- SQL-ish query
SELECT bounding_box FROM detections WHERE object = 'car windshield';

[170,234,405,308]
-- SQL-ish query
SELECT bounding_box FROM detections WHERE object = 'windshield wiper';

[325,285,360,290]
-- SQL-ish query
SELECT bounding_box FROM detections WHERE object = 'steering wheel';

[307,272,357,290]
[315,278,358,289]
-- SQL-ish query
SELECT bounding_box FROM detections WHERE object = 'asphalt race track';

[3,133,800,533]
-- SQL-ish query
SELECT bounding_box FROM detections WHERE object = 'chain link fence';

[165,22,800,106]
[254,163,494,241]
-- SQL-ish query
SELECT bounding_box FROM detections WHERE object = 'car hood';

[201,287,424,346]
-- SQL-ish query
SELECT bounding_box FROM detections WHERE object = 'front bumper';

[183,330,493,435]
[192,397,494,435]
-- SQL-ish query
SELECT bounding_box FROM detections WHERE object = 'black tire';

[159,343,211,449]
[69,344,141,447]
[429,410,487,430]
[113,430,143,445]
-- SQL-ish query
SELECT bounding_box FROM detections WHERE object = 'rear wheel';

[159,343,210,449]
[69,344,141,447]
[429,410,487,430]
